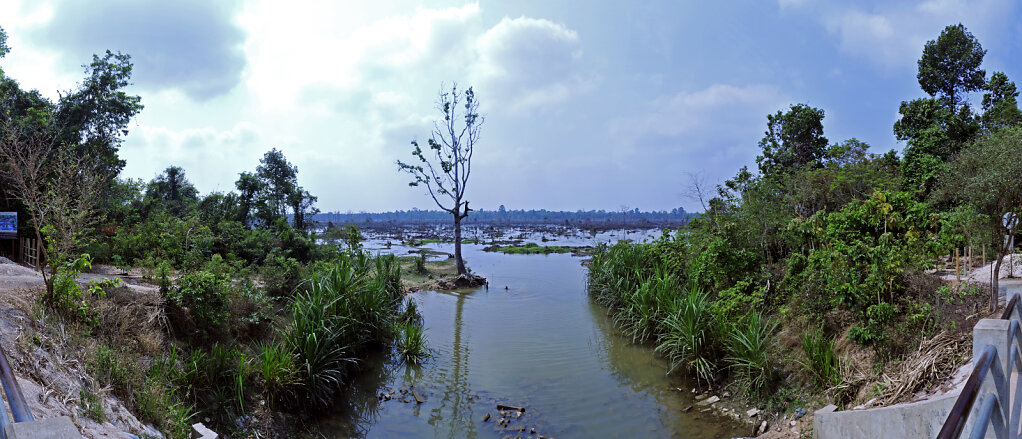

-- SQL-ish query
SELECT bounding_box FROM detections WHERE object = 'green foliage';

[260,253,304,297]
[936,126,1022,256]
[44,253,105,327]
[255,342,298,407]
[414,253,429,275]
[757,103,828,178]
[800,326,841,388]
[283,252,404,407]
[981,72,1022,131]
[725,312,779,400]
[790,191,932,312]
[168,270,232,343]
[615,268,681,343]
[655,287,718,385]
[178,344,249,422]
[343,224,363,251]
[916,23,987,111]
[79,387,106,422]
[483,242,579,254]
[395,321,429,365]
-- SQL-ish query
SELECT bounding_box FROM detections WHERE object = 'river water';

[317,230,746,438]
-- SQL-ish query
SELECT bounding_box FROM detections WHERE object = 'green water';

[319,244,747,438]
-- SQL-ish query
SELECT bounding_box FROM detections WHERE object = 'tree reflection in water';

[427,290,477,439]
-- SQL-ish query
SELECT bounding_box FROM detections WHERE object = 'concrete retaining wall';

[813,392,966,438]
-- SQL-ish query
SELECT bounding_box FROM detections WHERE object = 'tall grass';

[725,311,778,399]
[587,242,654,309]
[801,325,841,388]
[283,251,407,407]
[655,287,718,384]
[615,268,680,343]
[395,321,429,364]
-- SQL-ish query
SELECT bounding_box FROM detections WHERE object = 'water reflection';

[317,239,744,438]
[425,291,477,439]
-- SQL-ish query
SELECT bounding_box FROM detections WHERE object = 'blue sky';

[1,0,1019,212]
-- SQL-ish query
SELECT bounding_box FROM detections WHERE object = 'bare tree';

[0,120,109,292]
[398,83,482,276]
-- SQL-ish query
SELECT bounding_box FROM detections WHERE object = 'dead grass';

[873,329,970,405]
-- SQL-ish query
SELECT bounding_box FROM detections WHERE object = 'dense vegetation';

[588,23,1022,408]
[0,25,429,438]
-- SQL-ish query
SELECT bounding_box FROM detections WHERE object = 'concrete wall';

[813,392,964,439]
[815,316,1015,439]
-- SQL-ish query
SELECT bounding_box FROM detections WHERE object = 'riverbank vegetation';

[588,23,1018,414]
[0,25,436,437]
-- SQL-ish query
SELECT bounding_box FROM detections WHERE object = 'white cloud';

[472,16,589,113]
[788,0,1017,71]
[612,84,791,172]
[121,123,262,192]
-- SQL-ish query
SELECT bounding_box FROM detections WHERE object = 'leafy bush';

[284,252,405,407]
[178,344,249,422]
[168,271,232,342]
[260,253,304,297]
[255,342,298,407]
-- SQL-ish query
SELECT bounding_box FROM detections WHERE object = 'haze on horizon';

[1,0,1020,213]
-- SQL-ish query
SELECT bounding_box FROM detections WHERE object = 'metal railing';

[0,344,33,439]
[938,296,1022,439]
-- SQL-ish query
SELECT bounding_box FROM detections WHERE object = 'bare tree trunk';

[453,214,466,275]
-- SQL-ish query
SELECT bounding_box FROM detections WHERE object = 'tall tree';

[981,72,1022,131]
[255,148,298,221]
[917,23,986,112]
[896,23,987,194]
[934,125,1022,310]
[146,166,199,216]
[398,83,482,276]
[235,171,262,226]
[756,104,828,178]
[55,50,143,175]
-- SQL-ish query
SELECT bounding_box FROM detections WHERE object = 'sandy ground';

[939,253,1022,284]
[0,259,162,438]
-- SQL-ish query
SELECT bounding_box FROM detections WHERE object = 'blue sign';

[0,212,15,238]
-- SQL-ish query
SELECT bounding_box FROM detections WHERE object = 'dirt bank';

[0,259,163,438]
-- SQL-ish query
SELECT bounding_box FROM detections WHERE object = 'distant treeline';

[311,206,693,227]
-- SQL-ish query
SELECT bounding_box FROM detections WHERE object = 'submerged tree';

[398,83,483,275]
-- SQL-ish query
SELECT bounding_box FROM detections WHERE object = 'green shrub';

[260,253,305,297]
[79,387,105,422]
[616,268,679,343]
[284,252,402,407]
[168,271,232,342]
[415,253,428,275]
[178,344,249,422]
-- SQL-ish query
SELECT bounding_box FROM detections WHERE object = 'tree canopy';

[917,23,986,112]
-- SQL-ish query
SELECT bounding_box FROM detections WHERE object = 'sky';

[1,0,1020,213]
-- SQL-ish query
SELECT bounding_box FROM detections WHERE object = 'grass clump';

[283,251,406,406]
[801,325,841,388]
[725,311,779,399]
[395,321,429,364]
[655,287,718,384]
